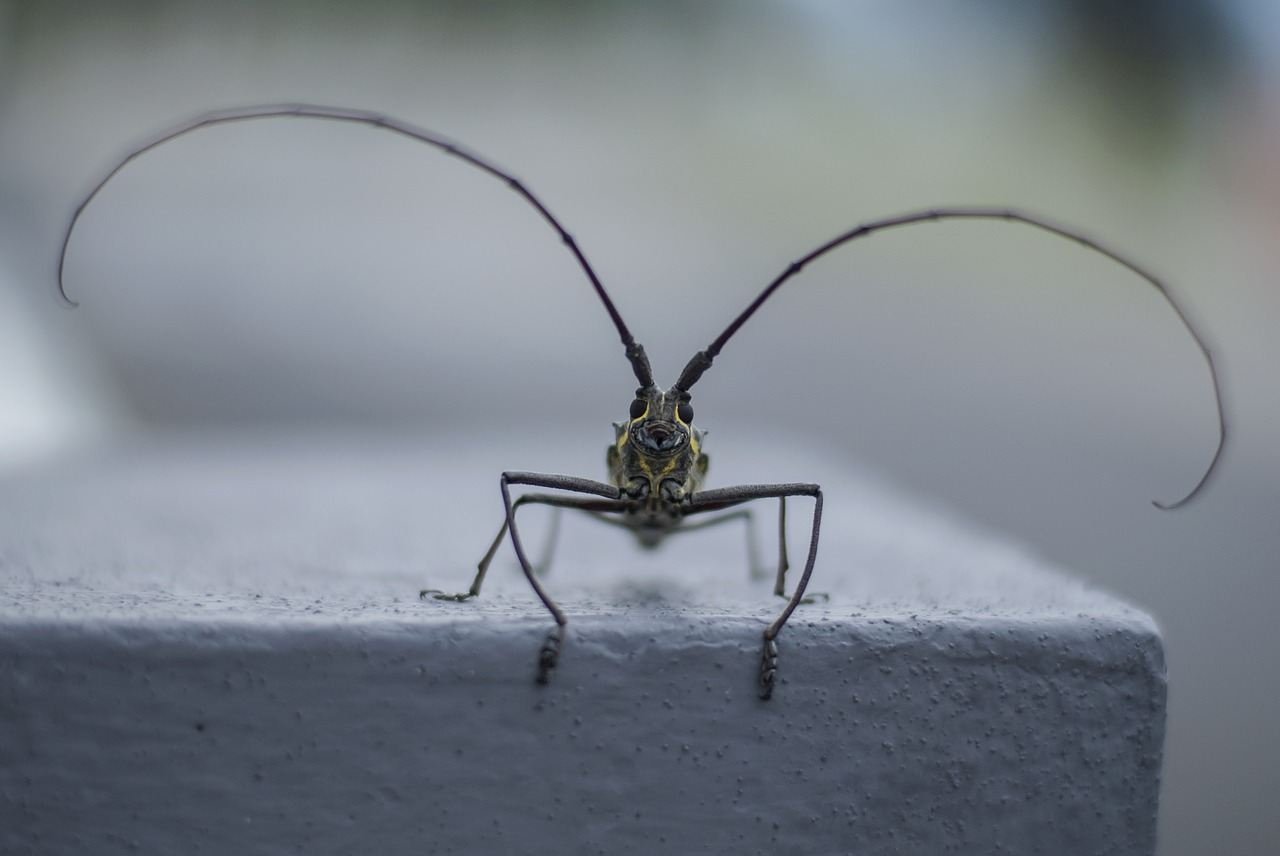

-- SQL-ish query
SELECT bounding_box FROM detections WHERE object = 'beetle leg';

[689,483,823,699]
[498,472,625,685]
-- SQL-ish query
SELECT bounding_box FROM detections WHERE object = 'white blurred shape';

[0,269,127,472]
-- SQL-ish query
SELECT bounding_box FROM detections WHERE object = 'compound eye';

[629,399,648,420]
[677,402,694,424]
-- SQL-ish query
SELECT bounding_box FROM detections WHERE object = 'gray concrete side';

[0,432,1166,855]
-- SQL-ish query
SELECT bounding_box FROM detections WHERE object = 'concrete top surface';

[0,430,1166,855]
[0,428,1146,629]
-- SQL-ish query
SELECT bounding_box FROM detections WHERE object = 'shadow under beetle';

[57,104,1226,700]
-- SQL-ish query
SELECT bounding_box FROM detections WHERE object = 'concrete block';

[0,432,1166,854]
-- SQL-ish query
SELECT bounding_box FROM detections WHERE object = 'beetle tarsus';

[758,635,779,700]
[537,625,566,684]
[777,590,830,605]
[420,589,477,602]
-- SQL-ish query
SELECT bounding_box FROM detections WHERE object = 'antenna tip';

[56,281,79,309]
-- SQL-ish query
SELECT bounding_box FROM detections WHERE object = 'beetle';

[56,104,1226,699]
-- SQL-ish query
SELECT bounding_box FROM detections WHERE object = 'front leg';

[497,472,625,685]
[689,482,824,700]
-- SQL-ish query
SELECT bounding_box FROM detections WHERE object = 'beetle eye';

[677,402,694,424]
[629,399,647,420]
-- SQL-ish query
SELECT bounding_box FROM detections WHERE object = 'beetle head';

[608,385,706,504]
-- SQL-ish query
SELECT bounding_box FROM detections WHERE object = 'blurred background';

[0,1,1275,851]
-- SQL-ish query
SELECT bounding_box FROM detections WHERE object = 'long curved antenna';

[56,103,655,389]
[674,208,1225,509]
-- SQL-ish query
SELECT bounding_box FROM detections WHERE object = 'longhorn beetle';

[57,104,1226,700]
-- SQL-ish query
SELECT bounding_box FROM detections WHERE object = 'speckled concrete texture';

[0,432,1165,854]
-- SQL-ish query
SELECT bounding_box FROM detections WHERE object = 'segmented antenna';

[59,116,1222,507]
[673,208,1225,509]
[56,103,655,390]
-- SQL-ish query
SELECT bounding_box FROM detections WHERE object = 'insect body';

[57,104,1226,700]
